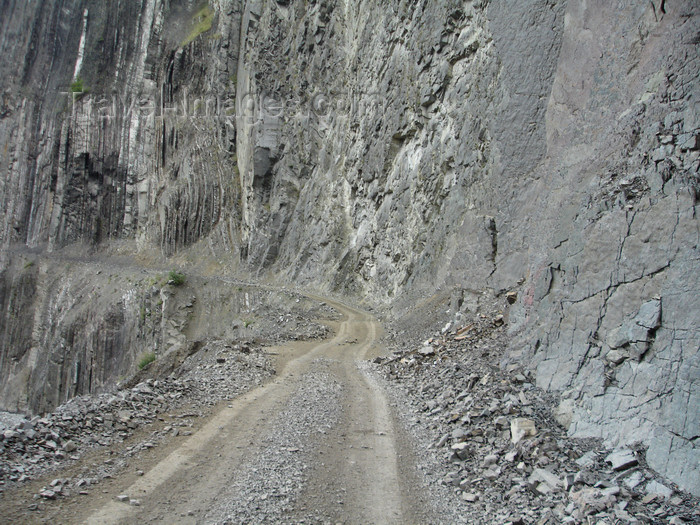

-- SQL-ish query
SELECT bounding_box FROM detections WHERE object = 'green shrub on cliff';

[168,270,186,286]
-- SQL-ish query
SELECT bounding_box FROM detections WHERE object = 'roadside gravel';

[204,359,343,524]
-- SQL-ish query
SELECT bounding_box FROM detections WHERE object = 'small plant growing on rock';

[70,77,84,93]
[168,270,186,286]
[138,352,156,370]
[70,77,89,99]
[181,5,214,47]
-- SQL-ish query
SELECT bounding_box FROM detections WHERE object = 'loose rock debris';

[375,308,700,524]
[0,340,275,500]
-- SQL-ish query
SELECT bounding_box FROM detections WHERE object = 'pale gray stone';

[646,480,672,499]
[605,449,638,471]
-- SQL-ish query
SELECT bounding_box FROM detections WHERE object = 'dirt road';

[72,299,432,524]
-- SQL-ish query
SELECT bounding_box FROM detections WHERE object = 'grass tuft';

[181,5,214,47]
[138,351,156,370]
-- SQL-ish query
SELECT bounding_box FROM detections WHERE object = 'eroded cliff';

[0,0,698,495]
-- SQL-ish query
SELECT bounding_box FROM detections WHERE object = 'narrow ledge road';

[80,298,433,524]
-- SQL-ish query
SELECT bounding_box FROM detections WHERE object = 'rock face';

[0,0,698,496]
[0,0,243,258]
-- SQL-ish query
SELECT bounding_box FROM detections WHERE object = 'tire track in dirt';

[79,297,429,524]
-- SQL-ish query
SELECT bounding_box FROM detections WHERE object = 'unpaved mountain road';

[69,298,436,524]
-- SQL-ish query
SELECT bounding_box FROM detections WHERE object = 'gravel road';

[73,299,441,524]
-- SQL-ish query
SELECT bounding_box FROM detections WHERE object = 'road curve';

[82,298,429,524]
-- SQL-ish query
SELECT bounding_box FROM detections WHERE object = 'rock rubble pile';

[0,341,274,496]
[378,310,700,524]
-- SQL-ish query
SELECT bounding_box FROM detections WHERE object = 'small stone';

[63,440,77,452]
[623,471,644,489]
[39,490,56,500]
[605,449,638,471]
[602,486,620,497]
[553,399,574,429]
[451,442,470,460]
[641,493,657,504]
[653,145,673,161]
[518,392,530,405]
[482,454,498,467]
[116,494,129,502]
[680,134,699,150]
[494,416,509,428]
[576,451,597,468]
[482,468,499,480]
[129,499,141,506]
[635,299,661,329]
[607,326,630,349]
[462,492,479,502]
[510,418,536,443]
[605,349,627,365]
[529,468,562,491]
[418,346,435,356]
[452,427,468,440]
[563,473,576,491]
[534,482,552,495]
[571,487,617,512]
[646,480,672,499]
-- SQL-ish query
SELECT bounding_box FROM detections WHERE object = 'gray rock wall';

[0,0,244,260]
[0,256,161,414]
[504,1,699,496]
[0,0,246,415]
[235,0,699,494]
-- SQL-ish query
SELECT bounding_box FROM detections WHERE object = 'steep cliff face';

[0,0,243,258]
[0,0,698,495]
[0,0,246,411]
[235,0,699,495]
